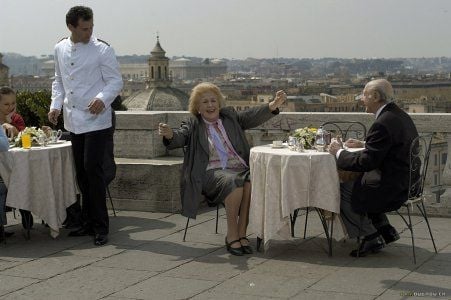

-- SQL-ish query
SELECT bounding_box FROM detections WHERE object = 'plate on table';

[271,143,287,149]
[47,140,67,145]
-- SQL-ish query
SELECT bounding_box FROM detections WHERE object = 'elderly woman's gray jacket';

[164,105,279,219]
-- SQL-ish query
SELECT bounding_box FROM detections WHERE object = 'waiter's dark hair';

[66,6,93,27]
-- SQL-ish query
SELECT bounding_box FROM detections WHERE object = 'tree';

[15,89,64,130]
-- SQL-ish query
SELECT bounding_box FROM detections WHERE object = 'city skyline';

[1,0,451,59]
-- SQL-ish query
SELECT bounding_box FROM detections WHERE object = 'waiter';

[48,5,123,246]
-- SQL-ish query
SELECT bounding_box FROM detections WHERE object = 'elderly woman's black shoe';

[225,237,244,256]
[239,237,253,254]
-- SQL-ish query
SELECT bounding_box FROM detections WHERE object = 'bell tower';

[148,35,171,88]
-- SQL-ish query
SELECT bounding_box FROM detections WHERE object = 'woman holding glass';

[159,82,286,256]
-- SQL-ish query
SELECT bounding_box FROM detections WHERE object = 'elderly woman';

[159,82,286,256]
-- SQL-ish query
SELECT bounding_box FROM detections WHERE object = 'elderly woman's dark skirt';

[202,168,250,205]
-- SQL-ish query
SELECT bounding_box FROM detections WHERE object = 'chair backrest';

[321,121,367,141]
[408,133,433,200]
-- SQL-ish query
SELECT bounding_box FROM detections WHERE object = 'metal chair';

[289,121,368,243]
[321,121,367,141]
[104,110,117,216]
[395,133,437,263]
[182,201,223,242]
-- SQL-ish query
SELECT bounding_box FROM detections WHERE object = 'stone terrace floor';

[0,208,450,300]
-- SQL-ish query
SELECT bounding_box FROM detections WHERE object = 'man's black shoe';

[94,234,108,246]
[378,226,400,245]
[68,227,95,237]
[350,235,385,257]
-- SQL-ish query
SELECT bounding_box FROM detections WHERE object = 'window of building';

[435,154,438,166]
[434,173,438,185]
[442,153,448,165]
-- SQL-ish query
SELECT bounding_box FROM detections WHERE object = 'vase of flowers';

[292,127,317,150]
[15,127,46,147]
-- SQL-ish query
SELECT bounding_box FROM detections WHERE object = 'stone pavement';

[0,208,450,300]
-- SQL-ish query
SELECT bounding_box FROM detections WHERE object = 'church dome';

[123,86,189,111]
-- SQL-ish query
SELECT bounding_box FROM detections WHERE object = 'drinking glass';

[21,133,31,149]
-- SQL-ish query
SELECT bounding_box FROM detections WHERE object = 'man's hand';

[344,138,364,148]
[48,109,61,125]
[158,123,173,140]
[328,137,343,156]
[88,98,105,115]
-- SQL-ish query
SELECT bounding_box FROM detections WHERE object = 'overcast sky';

[1,0,451,59]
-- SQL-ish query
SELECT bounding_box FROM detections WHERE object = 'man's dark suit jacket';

[337,102,419,213]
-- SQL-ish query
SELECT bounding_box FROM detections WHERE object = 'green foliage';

[15,90,64,130]
[15,90,126,130]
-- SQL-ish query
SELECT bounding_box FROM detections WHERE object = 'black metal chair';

[182,201,223,242]
[395,133,437,263]
[321,121,367,141]
[103,110,117,217]
[289,121,368,254]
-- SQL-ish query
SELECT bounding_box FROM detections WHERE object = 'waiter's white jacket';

[51,36,123,134]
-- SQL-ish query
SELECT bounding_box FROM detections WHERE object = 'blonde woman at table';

[0,115,11,241]
[159,82,286,256]
[0,87,25,138]
[0,87,34,239]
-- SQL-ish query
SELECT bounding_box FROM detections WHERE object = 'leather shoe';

[68,227,95,237]
[378,226,400,245]
[239,237,253,254]
[350,235,385,257]
[225,237,244,256]
[94,234,108,246]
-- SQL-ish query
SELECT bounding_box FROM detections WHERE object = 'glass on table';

[21,133,31,149]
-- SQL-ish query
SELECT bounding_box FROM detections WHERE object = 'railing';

[114,111,451,216]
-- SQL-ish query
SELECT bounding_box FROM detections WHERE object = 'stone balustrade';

[110,111,451,216]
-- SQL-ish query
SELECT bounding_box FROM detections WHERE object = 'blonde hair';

[188,82,225,116]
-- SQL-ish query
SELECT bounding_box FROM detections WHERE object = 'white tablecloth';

[0,141,78,237]
[249,145,343,248]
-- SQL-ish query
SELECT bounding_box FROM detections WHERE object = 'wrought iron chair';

[183,201,223,242]
[289,121,368,247]
[395,133,437,263]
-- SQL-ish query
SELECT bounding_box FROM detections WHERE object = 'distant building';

[170,57,227,80]
[10,75,52,92]
[0,53,9,86]
[123,37,188,111]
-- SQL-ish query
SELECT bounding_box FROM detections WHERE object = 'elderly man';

[329,79,419,257]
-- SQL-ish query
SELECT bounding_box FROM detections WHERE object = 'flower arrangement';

[15,127,46,147]
[292,127,317,149]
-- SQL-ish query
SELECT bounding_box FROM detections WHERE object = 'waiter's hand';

[48,109,61,125]
[88,98,105,115]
